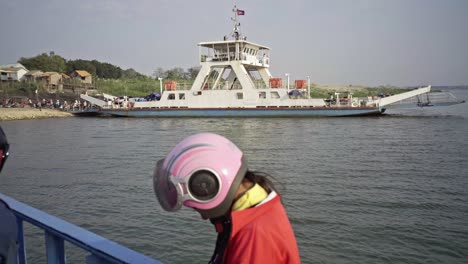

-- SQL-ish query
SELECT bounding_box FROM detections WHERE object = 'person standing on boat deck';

[153,133,300,264]
[0,126,18,264]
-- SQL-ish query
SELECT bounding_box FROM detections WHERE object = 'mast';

[231,5,245,40]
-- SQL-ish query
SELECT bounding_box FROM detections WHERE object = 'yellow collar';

[232,183,268,211]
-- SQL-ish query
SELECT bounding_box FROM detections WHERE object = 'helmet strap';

[209,216,232,264]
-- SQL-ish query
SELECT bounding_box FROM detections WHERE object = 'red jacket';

[223,194,300,263]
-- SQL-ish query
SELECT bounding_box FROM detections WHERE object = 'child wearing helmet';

[0,126,18,264]
[153,133,300,263]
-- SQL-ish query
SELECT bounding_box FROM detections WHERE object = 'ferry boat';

[78,7,464,117]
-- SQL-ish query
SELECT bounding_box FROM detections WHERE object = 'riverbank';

[0,108,73,121]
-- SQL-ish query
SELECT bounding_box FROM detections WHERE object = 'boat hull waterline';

[96,107,385,117]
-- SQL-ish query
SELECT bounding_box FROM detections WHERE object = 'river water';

[1,88,467,263]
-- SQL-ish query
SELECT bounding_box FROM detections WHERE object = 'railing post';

[45,232,66,264]
[16,218,27,264]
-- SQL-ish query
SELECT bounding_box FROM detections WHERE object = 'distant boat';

[78,7,464,117]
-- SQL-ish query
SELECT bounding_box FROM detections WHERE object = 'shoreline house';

[38,72,64,92]
[0,63,28,81]
[70,70,92,84]
[23,70,44,82]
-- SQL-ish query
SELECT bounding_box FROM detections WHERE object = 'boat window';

[270,91,280,99]
[179,93,185,100]
[259,92,266,99]
[236,93,243,100]
[168,93,175,100]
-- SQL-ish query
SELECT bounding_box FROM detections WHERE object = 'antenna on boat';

[230,5,245,40]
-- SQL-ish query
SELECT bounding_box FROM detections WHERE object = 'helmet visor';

[153,159,182,212]
[0,143,9,172]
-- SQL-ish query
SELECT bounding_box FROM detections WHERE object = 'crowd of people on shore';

[1,97,89,111]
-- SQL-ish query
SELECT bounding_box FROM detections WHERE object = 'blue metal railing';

[0,193,163,264]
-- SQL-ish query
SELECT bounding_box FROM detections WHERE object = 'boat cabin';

[193,39,273,92]
[198,40,270,67]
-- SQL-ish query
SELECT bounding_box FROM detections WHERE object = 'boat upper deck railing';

[200,53,270,67]
[161,80,311,91]
[0,192,162,264]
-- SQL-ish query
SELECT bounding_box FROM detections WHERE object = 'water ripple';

[1,90,468,263]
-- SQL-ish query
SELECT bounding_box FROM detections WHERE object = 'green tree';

[165,67,186,80]
[152,66,200,80]
[187,66,200,79]
[66,59,97,76]
[94,61,122,79]
[122,68,147,79]
[18,51,67,72]
[152,67,166,79]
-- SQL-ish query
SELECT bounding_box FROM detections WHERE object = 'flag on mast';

[237,9,245,15]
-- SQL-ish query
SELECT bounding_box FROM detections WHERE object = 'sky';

[1,0,467,87]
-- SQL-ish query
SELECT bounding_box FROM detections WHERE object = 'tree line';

[18,51,146,80]
[152,67,200,80]
[17,51,200,81]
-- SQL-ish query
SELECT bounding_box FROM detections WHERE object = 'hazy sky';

[1,0,467,86]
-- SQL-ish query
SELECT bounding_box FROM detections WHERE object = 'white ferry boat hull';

[98,107,385,117]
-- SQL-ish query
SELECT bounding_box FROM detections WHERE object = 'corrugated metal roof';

[198,39,270,50]
[41,72,60,77]
[0,67,23,72]
[74,70,91,77]
[25,70,43,76]
[0,63,27,70]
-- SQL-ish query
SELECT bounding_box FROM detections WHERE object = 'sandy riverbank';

[0,108,73,121]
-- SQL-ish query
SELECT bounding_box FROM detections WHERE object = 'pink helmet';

[153,133,247,219]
